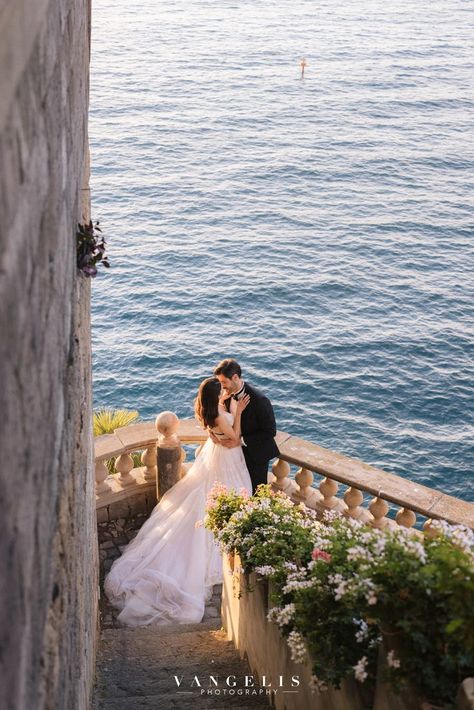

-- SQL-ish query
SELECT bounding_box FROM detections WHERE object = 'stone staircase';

[93,585,271,710]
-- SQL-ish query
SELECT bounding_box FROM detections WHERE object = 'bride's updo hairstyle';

[195,377,221,429]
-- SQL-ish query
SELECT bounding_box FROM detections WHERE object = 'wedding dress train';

[104,413,252,627]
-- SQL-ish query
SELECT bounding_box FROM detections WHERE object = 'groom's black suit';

[225,383,280,494]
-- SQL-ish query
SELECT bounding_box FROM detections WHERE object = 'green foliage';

[212,484,318,574]
[280,517,474,704]
[286,516,381,689]
[205,485,474,704]
[203,482,249,535]
[93,407,141,473]
[93,407,139,436]
[76,221,109,277]
[363,526,474,704]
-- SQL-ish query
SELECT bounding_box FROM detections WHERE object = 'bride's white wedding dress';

[104,412,251,627]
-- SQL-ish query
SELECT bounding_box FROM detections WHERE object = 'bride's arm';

[214,395,250,443]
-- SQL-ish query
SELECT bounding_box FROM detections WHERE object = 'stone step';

[96,700,271,710]
[93,622,271,709]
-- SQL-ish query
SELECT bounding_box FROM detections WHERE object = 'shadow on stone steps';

[93,621,271,709]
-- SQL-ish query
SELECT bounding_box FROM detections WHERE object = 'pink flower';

[312,548,332,563]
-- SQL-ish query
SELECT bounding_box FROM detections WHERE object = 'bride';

[104,376,252,626]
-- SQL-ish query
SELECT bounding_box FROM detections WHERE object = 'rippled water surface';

[90,0,474,502]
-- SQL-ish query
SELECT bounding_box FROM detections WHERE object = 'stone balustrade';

[95,416,474,531]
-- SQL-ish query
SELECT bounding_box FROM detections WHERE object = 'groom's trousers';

[245,458,271,495]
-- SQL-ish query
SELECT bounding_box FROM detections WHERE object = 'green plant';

[274,515,382,690]
[206,485,474,705]
[77,220,109,277]
[93,408,139,436]
[202,482,250,534]
[281,515,474,704]
[359,521,474,705]
[93,407,141,474]
[208,484,319,576]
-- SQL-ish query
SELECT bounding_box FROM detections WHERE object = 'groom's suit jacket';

[225,383,280,469]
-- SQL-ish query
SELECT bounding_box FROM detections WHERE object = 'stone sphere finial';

[155,411,180,448]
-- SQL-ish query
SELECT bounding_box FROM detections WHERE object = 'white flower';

[347,518,364,530]
[347,545,374,563]
[274,603,296,626]
[353,619,369,643]
[267,607,281,623]
[353,656,368,683]
[386,650,400,668]
[255,565,276,576]
[309,675,328,694]
[334,580,350,600]
[287,630,307,664]
[322,509,343,523]
[404,539,427,564]
[283,579,315,593]
[366,591,378,605]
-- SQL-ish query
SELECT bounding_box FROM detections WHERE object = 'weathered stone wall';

[97,489,157,627]
[0,1,97,709]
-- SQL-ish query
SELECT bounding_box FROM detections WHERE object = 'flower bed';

[204,484,474,709]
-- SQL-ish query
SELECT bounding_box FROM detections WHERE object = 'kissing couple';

[105,358,280,627]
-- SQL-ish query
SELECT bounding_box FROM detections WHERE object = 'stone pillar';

[155,412,181,499]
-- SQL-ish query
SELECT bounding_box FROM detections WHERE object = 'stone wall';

[0,1,97,709]
[97,488,157,627]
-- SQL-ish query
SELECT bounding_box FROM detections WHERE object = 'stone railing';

[95,415,474,531]
[94,413,206,512]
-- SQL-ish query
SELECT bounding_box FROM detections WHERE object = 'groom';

[212,358,280,494]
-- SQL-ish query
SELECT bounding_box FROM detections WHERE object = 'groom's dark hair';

[214,358,242,378]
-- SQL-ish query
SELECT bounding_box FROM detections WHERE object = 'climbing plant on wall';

[76,220,110,277]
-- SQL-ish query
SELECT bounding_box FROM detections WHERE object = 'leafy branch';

[76,220,110,277]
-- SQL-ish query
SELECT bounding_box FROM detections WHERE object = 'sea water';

[89,0,474,501]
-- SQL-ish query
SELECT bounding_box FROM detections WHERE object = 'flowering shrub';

[209,484,319,576]
[272,514,474,704]
[269,515,382,690]
[363,521,474,704]
[201,482,249,534]
[205,486,474,705]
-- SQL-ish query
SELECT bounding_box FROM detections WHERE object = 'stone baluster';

[294,467,314,500]
[319,477,339,509]
[422,518,439,538]
[155,411,181,499]
[95,459,112,494]
[115,452,135,487]
[141,444,157,483]
[396,507,417,528]
[344,486,364,519]
[271,458,291,490]
[369,495,389,529]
